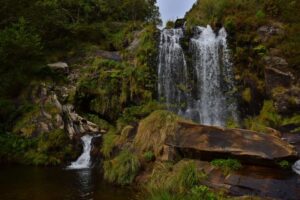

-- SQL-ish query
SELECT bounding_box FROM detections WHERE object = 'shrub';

[166,21,175,29]
[103,150,140,185]
[211,159,242,175]
[277,160,291,169]
[143,151,155,162]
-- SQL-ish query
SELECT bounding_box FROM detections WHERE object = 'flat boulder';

[165,122,298,165]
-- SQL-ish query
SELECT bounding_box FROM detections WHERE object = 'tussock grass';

[134,110,182,157]
[103,150,140,185]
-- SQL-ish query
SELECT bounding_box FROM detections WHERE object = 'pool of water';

[0,165,135,200]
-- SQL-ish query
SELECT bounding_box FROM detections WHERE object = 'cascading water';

[158,28,189,113]
[67,135,94,169]
[158,25,238,126]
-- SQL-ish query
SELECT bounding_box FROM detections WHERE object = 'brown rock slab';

[166,122,298,165]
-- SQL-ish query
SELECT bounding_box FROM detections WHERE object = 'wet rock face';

[257,25,284,42]
[165,122,298,165]
[90,135,102,165]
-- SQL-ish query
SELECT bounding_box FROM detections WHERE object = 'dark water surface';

[0,166,135,200]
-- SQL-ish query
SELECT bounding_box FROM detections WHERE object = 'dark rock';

[165,122,298,165]
[160,145,178,161]
[191,160,300,200]
[91,135,102,165]
[93,50,121,61]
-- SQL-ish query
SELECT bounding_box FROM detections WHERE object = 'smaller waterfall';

[292,160,300,175]
[67,135,94,170]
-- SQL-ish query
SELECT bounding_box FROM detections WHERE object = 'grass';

[147,160,206,193]
[101,129,118,158]
[211,159,242,175]
[103,150,140,185]
[134,110,183,157]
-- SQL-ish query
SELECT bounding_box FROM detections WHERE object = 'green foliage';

[211,159,242,175]
[147,161,224,200]
[277,160,291,169]
[143,151,155,162]
[166,21,175,29]
[0,133,37,163]
[103,150,140,185]
[148,160,205,193]
[0,129,73,165]
[0,18,43,102]
[256,10,266,20]
[101,129,118,158]
[244,100,282,132]
[242,87,252,103]
[226,117,239,129]
[187,185,219,200]
[253,44,267,56]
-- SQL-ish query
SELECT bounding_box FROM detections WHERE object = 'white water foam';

[292,160,300,175]
[67,135,94,170]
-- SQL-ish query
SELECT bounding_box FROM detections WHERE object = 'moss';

[211,159,242,175]
[103,150,140,185]
[242,87,252,103]
[134,110,185,156]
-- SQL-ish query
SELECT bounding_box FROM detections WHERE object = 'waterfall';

[292,160,300,175]
[158,25,238,126]
[67,135,94,169]
[158,28,189,113]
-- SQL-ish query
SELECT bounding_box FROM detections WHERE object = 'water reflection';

[0,166,133,200]
[76,169,93,199]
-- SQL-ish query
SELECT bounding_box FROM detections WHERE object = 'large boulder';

[166,122,298,165]
[134,111,298,165]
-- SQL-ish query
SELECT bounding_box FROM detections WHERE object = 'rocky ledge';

[165,122,298,166]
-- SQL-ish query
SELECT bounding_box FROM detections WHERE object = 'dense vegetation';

[0,0,160,131]
[0,0,161,164]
